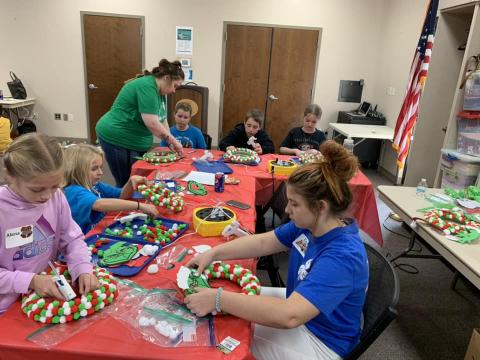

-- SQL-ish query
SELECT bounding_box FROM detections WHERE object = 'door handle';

[268,94,278,101]
[88,83,98,90]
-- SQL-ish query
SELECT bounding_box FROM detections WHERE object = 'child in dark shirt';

[279,104,326,156]
[219,109,274,154]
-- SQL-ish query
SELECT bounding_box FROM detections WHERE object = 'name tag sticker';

[293,234,309,257]
[5,225,34,249]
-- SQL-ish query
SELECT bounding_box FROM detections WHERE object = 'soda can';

[214,172,225,193]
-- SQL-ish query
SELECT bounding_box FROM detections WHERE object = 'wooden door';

[83,14,143,141]
[221,25,272,138]
[265,28,319,150]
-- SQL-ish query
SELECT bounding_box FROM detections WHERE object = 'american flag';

[392,0,439,169]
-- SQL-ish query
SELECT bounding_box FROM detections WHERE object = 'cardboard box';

[465,328,480,360]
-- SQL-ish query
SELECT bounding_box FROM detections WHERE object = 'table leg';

[390,231,442,263]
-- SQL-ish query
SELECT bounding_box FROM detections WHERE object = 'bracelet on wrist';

[215,287,223,313]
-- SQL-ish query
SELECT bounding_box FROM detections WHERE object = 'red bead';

[92,299,98,306]
[52,307,58,315]
[74,298,81,305]
[87,308,94,315]
[71,305,78,313]
[66,315,73,322]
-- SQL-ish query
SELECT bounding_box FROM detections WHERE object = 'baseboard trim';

[377,166,396,183]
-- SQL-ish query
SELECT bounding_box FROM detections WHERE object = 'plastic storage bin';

[440,149,480,189]
[457,111,480,156]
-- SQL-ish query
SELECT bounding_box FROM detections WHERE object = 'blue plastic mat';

[85,234,160,277]
[193,160,233,174]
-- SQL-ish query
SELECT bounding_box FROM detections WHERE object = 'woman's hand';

[78,273,101,295]
[184,288,217,317]
[29,274,64,300]
[168,136,183,155]
[130,175,147,190]
[185,249,215,274]
[139,203,159,217]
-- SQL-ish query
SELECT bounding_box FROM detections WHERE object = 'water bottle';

[416,178,428,198]
[343,138,354,153]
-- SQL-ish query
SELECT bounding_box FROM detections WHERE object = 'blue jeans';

[98,137,146,187]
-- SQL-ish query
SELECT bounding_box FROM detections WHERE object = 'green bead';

[58,308,64,316]
[69,300,75,307]
[52,300,60,307]
[73,312,80,320]
[40,309,47,316]
[79,303,85,311]
[52,316,60,324]
[87,294,92,301]
[34,314,40,321]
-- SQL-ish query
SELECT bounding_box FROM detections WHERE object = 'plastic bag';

[111,289,215,347]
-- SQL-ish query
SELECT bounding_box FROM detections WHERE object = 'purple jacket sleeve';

[57,192,93,281]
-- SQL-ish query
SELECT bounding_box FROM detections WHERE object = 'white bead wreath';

[21,266,118,324]
[223,147,259,164]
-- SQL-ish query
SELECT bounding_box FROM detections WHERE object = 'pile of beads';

[87,238,111,257]
[424,207,480,243]
[223,147,259,164]
[21,266,118,324]
[187,180,207,196]
[204,262,261,296]
[141,151,180,164]
[137,183,185,212]
[299,152,325,164]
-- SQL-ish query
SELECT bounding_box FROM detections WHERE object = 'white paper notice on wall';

[176,26,193,55]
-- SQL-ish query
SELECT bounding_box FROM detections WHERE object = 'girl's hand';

[294,149,304,157]
[130,175,147,190]
[29,274,66,300]
[139,203,159,217]
[184,288,217,317]
[253,143,263,155]
[185,249,215,275]
[78,273,100,295]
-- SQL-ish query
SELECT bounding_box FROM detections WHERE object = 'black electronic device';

[226,200,251,210]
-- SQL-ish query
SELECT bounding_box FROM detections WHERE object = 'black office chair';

[265,181,290,228]
[202,132,212,150]
[345,243,400,360]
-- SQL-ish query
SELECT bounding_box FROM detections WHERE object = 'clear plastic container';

[416,178,428,198]
[457,111,480,157]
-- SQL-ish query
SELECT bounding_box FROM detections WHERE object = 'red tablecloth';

[0,173,258,360]
[132,149,383,245]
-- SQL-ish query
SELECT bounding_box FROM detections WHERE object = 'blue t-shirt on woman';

[274,220,369,357]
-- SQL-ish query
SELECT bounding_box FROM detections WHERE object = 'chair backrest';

[268,181,290,225]
[202,132,212,150]
[345,242,400,360]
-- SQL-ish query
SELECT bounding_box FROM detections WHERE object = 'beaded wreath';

[137,183,185,212]
[204,262,261,296]
[21,266,118,324]
[223,147,259,164]
[423,207,480,243]
[141,151,180,165]
[299,152,325,164]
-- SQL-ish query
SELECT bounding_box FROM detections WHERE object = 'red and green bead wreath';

[141,151,180,165]
[137,183,185,212]
[299,152,325,164]
[423,207,480,243]
[223,147,259,164]
[177,262,261,300]
[21,266,118,324]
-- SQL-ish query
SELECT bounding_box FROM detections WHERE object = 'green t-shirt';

[96,75,166,151]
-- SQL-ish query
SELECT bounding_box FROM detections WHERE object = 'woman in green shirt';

[96,59,184,187]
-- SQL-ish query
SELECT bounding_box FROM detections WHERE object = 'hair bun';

[319,140,358,182]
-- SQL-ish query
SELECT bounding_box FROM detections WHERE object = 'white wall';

[0,0,427,175]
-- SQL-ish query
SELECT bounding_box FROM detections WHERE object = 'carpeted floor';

[259,169,480,359]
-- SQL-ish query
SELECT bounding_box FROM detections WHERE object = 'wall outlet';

[54,113,62,120]
[63,113,74,121]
